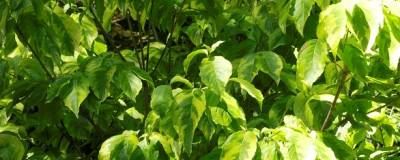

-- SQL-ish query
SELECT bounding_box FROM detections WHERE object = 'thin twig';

[88,6,126,62]
[14,26,54,80]
[321,70,348,131]
[151,0,187,74]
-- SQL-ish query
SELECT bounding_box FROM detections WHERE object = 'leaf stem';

[14,26,55,80]
[321,69,348,131]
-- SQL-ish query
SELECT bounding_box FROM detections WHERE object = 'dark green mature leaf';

[173,89,206,154]
[296,39,329,88]
[220,130,258,160]
[46,76,71,103]
[200,56,232,95]
[0,133,25,160]
[230,78,264,109]
[255,51,283,84]
[317,2,347,54]
[150,85,174,117]
[98,130,143,160]
[293,0,315,35]
[64,73,90,117]
[339,44,368,80]
[237,53,257,82]
[222,92,246,128]
[114,69,143,101]
[319,133,356,160]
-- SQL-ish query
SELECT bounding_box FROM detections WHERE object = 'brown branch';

[321,70,348,131]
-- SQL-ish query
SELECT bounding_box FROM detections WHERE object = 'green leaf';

[312,133,336,160]
[293,0,315,35]
[257,141,282,160]
[114,69,143,101]
[209,106,232,127]
[98,131,143,160]
[237,53,257,82]
[255,51,283,84]
[64,73,90,117]
[317,3,347,54]
[0,133,25,160]
[221,92,246,128]
[173,89,206,154]
[199,56,232,95]
[279,128,317,160]
[230,78,264,109]
[318,133,356,160]
[296,39,329,88]
[90,66,117,101]
[220,130,258,160]
[170,75,193,88]
[355,1,384,52]
[46,76,71,103]
[339,44,368,80]
[150,85,174,117]
[183,49,208,73]
[315,0,330,10]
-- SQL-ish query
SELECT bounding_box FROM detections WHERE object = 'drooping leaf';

[339,44,368,80]
[237,53,257,82]
[64,73,90,117]
[293,0,315,35]
[255,51,283,84]
[220,130,258,160]
[199,56,232,95]
[296,39,329,88]
[170,75,193,88]
[221,92,246,128]
[183,49,208,73]
[173,89,206,154]
[317,3,347,54]
[114,69,143,101]
[230,78,264,109]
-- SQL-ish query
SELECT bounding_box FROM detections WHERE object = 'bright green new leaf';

[220,130,258,160]
[209,106,232,126]
[170,75,193,88]
[173,89,206,154]
[199,56,232,94]
[296,39,329,88]
[64,73,90,117]
[293,0,315,35]
[257,141,282,160]
[230,78,264,109]
[356,0,384,52]
[98,130,143,160]
[255,51,283,84]
[317,3,347,54]
[279,128,317,160]
[0,133,25,160]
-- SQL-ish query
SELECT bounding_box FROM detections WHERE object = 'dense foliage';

[1,0,400,159]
